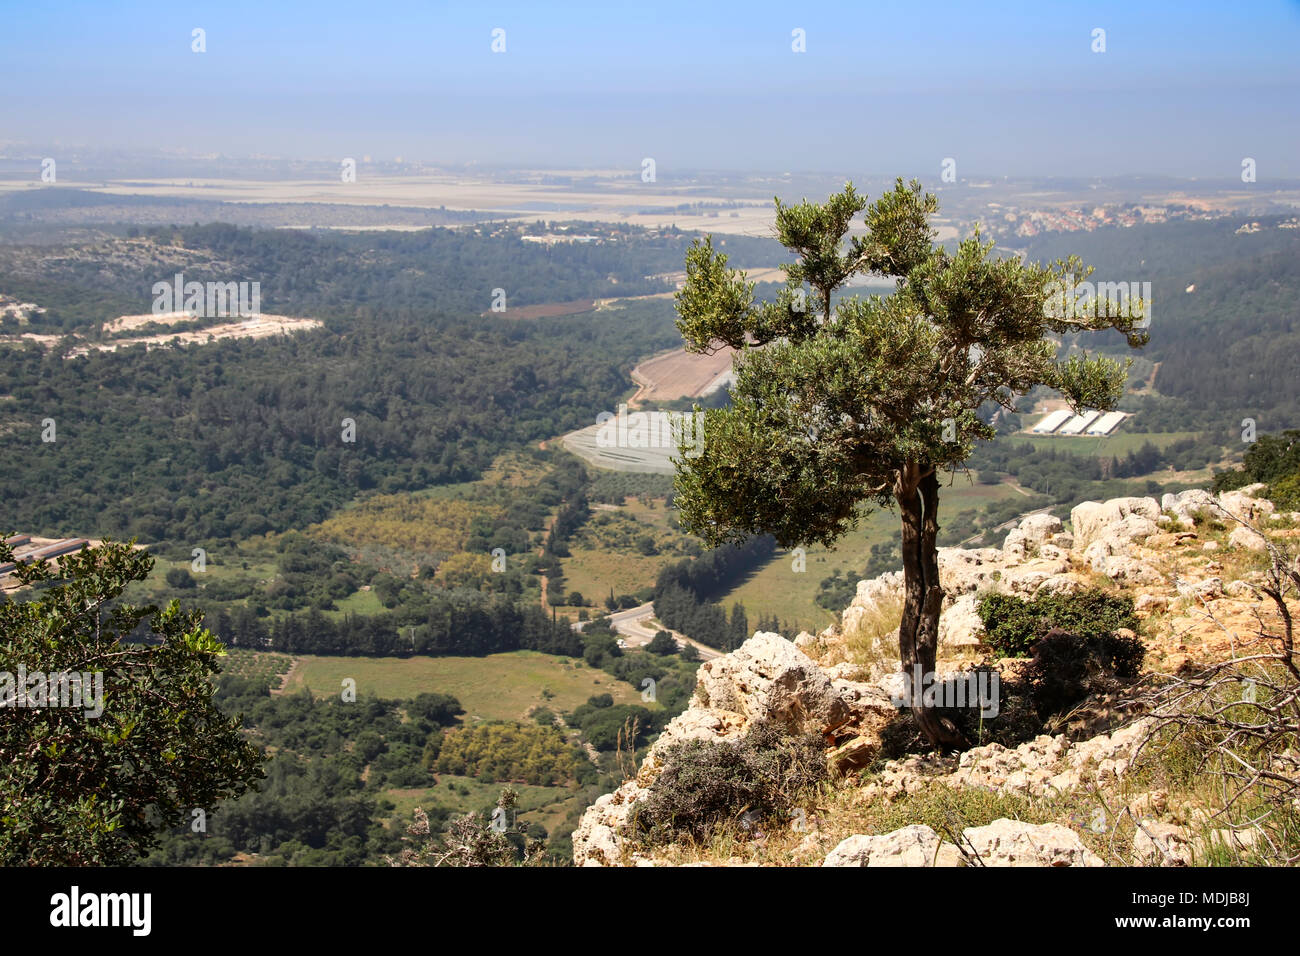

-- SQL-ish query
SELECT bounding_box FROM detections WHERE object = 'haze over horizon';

[4,0,1299,179]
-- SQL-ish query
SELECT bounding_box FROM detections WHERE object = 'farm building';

[1087,411,1128,435]
[1031,409,1073,434]
[1057,410,1102,436]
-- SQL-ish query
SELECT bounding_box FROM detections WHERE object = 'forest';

[1022,214,1300,431]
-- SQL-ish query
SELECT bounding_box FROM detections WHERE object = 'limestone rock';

[1162,489,1217,528]
[1133,821,1194,866]
[1070,497,1160,550]
[1218,484,1273,521]
[937,593,984,648]
[827,735,879,775]
[695,632,850,735]
[1002,513,1063,560]
[1135,593,1169,614]
[840,571,903,637]
[1228,526,1268,552]
[938,547,1005,596]
[961,819,1104,867]
[1084,539,1162,585]
[822,825,964,867]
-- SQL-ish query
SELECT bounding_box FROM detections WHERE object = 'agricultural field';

[281,650,648,722]
[1009,429,1202,457]
[483,298,596,320]
[217,648,294,685]
[629,346,736,404]
[561,415,701,474]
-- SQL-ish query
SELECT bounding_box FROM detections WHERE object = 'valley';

[2,188,1297,868]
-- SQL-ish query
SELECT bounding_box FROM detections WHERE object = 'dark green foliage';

[164,566,196,589]
[0,219,704,547]
[1023,216,1300,431]
[0,539,264,865]
[146,676,466,866]
[646,630,678,655]
[1026,628,1146,719]
[567,701,657,751]
[208,593,583,658]
[1213,430,1300,509]
[632,722,828,845]
[655,534,775,602]
[978,589,1139,658]
[652,535,771,649]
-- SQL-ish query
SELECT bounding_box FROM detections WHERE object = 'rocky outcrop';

[822,819,1102,867]
[1162,489,1217,529]
[572,632,896,866]
[960,819,1104,867]
[936,593,984,647]
[822,825,964,867]
[860,719,1154,803]
[693,632,852,735]
[1227,525,1268,552]
[1001,513,1062,560]
[574,485,1286,867]
[1217,484,1274,522]
[1070,497,1161,551]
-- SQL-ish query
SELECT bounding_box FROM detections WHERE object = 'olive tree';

[671,179,1146,747]
[0,538,264,864]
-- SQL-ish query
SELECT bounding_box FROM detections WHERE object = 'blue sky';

[3,0,1299,176]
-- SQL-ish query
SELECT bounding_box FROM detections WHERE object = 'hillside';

[572,483,1300,866]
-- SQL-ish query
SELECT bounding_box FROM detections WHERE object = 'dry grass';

[838,592,904,674]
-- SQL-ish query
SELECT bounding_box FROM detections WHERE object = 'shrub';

[646,630,678,655]
[1027,628,1145,719]
[978,588,1138,658]
[631,722,827,845]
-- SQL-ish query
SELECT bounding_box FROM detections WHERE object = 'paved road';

[572,602,722,661]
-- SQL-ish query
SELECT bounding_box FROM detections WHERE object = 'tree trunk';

[896,465,967,749]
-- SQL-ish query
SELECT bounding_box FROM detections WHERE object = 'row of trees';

[208,595,582,658]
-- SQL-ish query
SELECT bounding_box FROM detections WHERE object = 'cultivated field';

[629,346,736,404]
[562,421,682,474]
[481,298,596,320]
[45,172,783,237]
[281,650,648,722]
[1010,429,1202,456]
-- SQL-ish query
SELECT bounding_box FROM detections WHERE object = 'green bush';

[978,589,1138,658]
[631,723,827,845]
[1027,628,1146,719]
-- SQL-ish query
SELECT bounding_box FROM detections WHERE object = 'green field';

[1009,429,1201,457]
[721,481,1031,631]
[282,650,647,722]
[324,587,385,618]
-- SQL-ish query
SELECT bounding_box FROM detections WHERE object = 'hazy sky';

[4,0,1299,178]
